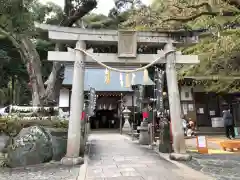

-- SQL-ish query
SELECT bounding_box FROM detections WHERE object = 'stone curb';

[122,134,215,180]
[155,151,215,180]
[77,163,87,180]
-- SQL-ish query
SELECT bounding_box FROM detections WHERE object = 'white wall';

[180,86,193,101]
[59,88,70,107]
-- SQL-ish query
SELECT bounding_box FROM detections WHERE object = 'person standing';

[181,115,187,136]
[223,109,235,139]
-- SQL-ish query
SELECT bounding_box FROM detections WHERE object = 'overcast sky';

[41,0,151,15]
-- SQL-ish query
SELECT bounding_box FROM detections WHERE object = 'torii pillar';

[165,42,192,161]
[61,41,86,165]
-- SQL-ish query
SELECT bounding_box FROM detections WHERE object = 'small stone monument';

[138,120,149,145]
[138,108,150,145]
[122,107,131,134]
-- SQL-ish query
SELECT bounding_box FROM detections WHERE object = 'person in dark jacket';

[223,109,235,139]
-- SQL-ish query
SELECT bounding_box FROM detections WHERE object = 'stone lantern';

[122,107,131,134]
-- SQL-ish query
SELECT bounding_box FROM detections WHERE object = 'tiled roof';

[63,66,154,91]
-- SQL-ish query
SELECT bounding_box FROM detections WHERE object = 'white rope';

[75,48,175,73]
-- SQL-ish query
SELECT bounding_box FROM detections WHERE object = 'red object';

[142,112,148,118]
[81,111,85,120]
[142,111,148,121]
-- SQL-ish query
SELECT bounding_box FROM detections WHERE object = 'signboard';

[135,85,144,112]
[156,69,164,113]
[196,136,208,154]
[118,31,137,58]
[88,87,96,117]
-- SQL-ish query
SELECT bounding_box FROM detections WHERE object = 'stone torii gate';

[39,24,199,164]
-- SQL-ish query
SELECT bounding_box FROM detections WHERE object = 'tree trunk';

[44,62,64,105]
[43,43,65,106]
[43,0,98,106]
[1,1,97,107]
[20,37,45,106]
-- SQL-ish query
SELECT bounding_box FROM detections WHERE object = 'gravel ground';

[0,162,80,180]
[0,135,81,180]
[182,152,240,180]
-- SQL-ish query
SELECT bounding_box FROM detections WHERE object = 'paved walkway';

[85,132,209,180]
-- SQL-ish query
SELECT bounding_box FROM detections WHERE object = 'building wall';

[59,88,70,107]
[60,85,240,128]
[179,86,197,123]
[180,86,193,101]
[58,88,134,109]
[123,95,135,107]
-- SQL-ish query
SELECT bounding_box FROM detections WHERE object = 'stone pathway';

[85,132,208,180]
[182,152,240,180]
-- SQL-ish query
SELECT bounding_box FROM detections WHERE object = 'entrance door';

[195,104,210,126]
[95,110,119,129]
[194,92,211,127]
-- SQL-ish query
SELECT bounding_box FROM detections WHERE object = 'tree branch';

[62,0,97,27]
[44,0,97,104]
[0,26,26,62]
[164,1,240,23]
[163,11,240,23]
[225,0,240,9]
[173,2,212,10]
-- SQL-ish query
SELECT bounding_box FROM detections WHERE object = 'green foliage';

[122,0,240,92]
[0,116,68,137]
[180,29,240,92]
[0,0,64,35]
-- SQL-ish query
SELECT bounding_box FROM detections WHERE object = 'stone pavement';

[85,132,210,180]
[0,162,80,180]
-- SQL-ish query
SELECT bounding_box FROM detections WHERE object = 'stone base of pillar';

[122,119,131,133]
[138,126,149,145]
[61,156,84,166]
[86,123,90,134]
[79,135,85,156]
[169,153,192,161]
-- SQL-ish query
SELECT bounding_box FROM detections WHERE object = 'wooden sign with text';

[196,136,208,154]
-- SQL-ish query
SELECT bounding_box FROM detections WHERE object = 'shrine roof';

[63,66,154,91]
